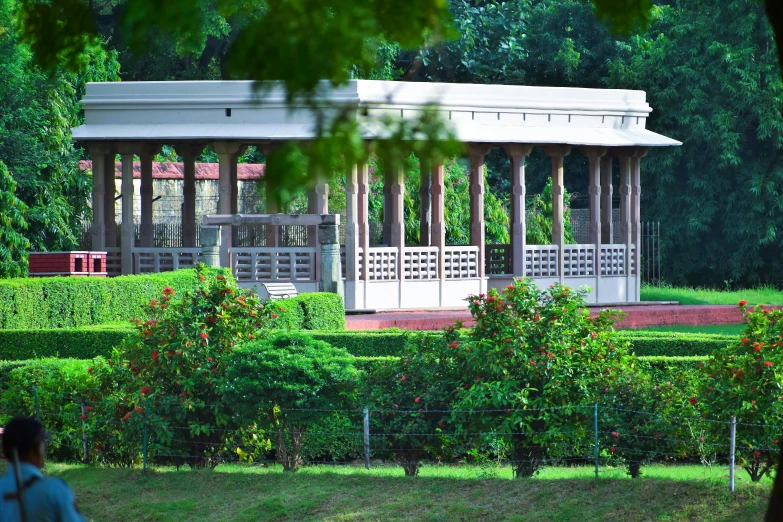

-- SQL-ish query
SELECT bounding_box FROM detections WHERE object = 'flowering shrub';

[224,333,358,471]
[92,264,275,468]
[699,302,783,481]
[445,278,631,477]
[363,331,458,475]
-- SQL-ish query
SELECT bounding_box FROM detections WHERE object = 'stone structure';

[72,80,680,308]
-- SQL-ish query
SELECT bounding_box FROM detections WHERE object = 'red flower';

[590,333,597,340]
[448,342,458,349]
[688,397,697,406]
[181,392,188,397]
[754,343,762,352]
[95,444,103,451]
[529,360,536,366]
[271,313,278,319]
[415,397,421,403]
[655,433,661,439]
[611,431,619,438]
[505,339,513,344]
[765,361,774,367]
[80,414,87,420]
[149,298,158,307]
[506,285,514,291]
[152,350,159,361]
[87,366,93,375]
[487,297,496,303]
[755,450,762,457]
[217,275,225,281]
[200,332,208,340]
[208,357,213,362]
[208,317,216,324]
[438,421,445,428]
[123,413,131,421]
[473,300,480,306]
[739,300,748,307]
[85,406,93,412]
[698,362,704,368]
[140,386,152,395]
[609,446,615,453]
[280,307,286,312]
[400,375,406,381]
[393,404,398,409]
[742,337,749,344]
[163,286,174,296]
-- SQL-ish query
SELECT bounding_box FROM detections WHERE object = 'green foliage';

[363,331,457,475]
[699,304,783,481]
[92,267,273,468]
[620,331,733,356]
[225,332,359,471]
[0,161,29,277]
[526,178,576,245]
[292,293,345,330]
[0,325,134,360]
[309,330,409,357]
[447,279,632,477]
[0,0,120,263]
[0,267,230,329]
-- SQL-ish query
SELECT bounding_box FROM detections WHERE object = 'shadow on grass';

[50,464,771,522]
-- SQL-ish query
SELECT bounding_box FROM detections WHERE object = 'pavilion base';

[487,275,640,305]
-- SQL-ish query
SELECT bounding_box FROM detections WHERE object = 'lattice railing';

[230,247,316,281]
[525,245,559,277]
[444,246,479,279]
[631,245,637,275]
[403,247,438,280]
[366,247,398,281]
[133,248,201,274]
[563,244,596,277]
[600,245,626,276]
[486,244,512,275]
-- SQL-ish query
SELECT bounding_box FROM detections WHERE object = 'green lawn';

[19,462,772,521]
[633,324,745,335]
[641,285,783,306]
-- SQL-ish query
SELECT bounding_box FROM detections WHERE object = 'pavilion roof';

[72,80,681,148]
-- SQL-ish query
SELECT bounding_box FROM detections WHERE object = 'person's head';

[2,417,48,469]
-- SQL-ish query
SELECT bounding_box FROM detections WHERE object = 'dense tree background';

[2,0,783,287]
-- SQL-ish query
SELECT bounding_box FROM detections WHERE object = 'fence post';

[80,402,89,463]
[594,403,599,480]
[32,386,40,421]
[729,416,736,492]
[363,407,371,470]
[143,398,150,473]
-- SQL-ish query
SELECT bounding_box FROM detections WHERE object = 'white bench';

[261,282,299,300]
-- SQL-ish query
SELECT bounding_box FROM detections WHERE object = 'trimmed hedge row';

[619,332,733,356]
[0,268,231,329]
[0,326,731,362]
[0,293,345,361]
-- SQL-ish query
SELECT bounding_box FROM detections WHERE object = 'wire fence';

[3,388,779,489]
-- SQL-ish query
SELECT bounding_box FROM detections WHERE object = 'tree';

[0,0,119,274]
[0,162,30,277]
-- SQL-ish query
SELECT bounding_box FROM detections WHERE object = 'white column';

[358,162,370,285]
[212,142,244,267]
[308,174,329,281]
[617,152,632,279]
[504,144,533,277]
[469,144,491,278]
[431,162,446,284]
[389,167,405,281]
[419,161,432,246]
[631,148,648,300]
[544,146,572,282]
[600,156,613,244]
[265,183,279,247]
[345,164,359,282]
[117,145,136,275]
[179,145,201,248]
[139,146,158,248]
[583,147,607,276]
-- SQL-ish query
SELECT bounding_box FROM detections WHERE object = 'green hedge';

[294,293,345,330]
[310,330,407,357]
[0,293,344,361]
[620,331,734,356]
[0,268,231,330]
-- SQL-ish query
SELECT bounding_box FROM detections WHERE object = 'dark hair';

[2,417,45,460]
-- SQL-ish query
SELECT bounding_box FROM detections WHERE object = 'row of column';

[344,144,647,283]
[88,141,331,275]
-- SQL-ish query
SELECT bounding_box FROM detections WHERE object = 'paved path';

[345,304,745,331]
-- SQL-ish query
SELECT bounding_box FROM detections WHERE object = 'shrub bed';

[620,331,733,356]
[0,267,231,329]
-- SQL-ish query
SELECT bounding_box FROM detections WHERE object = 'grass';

[16,462,772,521]
[641,284,783,306]
[633,324,745,336]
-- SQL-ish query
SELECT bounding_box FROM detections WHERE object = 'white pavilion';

[72,80,680,309]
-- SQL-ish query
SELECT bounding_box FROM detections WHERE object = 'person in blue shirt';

[0,417,85,522]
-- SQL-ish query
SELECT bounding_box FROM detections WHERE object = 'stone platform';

[345,304,745,331]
